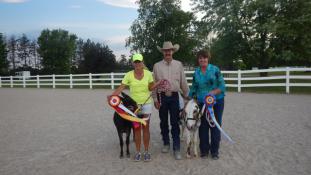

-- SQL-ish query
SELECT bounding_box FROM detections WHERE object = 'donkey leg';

[180,124,185,142]
[193,131,199,157]
[185,130,192,158]
[126,130,131,158]
[186,142,192,158]
[117,131,124,158]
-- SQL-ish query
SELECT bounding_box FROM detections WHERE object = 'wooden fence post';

[111,72,114,89]
[10,76,13,88]
[23,75,26,88]
[286,67,290,94]
[70,74,73,89]
[52,74,55,88]
[89,73,92,89]
[238,69,241,93]
[37,75,40,88]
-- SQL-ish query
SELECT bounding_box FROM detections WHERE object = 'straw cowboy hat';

[157,41,180,53]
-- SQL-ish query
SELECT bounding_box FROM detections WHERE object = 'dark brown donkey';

[113,92,137,158]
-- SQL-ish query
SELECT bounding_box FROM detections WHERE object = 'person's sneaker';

[134,152,141,162]
[143,152,151,162]
[200,153,208,159]
[211,154,219,160]
[174,151,182,160]
[161,145,170,153]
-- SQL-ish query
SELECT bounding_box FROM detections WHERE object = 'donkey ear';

[121,92,136,104]
[191,92,197,101]
[121,92,129,98]
[192,95,198,103]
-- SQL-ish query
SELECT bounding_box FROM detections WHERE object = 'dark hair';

[196,49,211,60]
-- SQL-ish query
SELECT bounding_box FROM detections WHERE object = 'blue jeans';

[158,92,180,151]
[199,98,224,156]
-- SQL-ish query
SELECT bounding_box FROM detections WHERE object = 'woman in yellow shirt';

[111,54,160,162]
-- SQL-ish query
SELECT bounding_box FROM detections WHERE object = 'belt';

[159,91,178,97]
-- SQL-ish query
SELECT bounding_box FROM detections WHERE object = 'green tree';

[117,54,131,72]
[17,34,30,68]
[8,35,17,72]
[127,0,198,69]
[272,0,311,66]
[0,33,8,75]
[193,0,311,69]
[37,29,77,74]
[79,39,116,73]
[73,38,84,72]
[29,40,41,70]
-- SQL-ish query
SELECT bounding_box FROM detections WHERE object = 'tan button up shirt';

[152,59,189,102]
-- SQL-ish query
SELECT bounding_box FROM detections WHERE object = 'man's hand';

[154,101,160,110]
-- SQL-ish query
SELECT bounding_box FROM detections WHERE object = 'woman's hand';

[107,95,112,101]
[209,89,221,95]
[154,80,162,87]
[149,80,163,91]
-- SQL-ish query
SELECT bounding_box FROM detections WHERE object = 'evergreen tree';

[0,33,8,75]
[37,29,77,74]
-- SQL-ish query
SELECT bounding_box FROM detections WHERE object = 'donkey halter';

[183,100,201,131]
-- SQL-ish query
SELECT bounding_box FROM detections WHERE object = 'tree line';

[1,0,311,76]
[0,30,132,76]
[127,0,311,70]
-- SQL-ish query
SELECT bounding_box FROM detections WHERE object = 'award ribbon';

[108,95,147,126]
[204,94,234,143]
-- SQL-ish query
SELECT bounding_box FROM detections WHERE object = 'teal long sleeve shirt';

[188,64,226,104]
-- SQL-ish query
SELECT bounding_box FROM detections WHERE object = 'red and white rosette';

[109,96,121,107]
[108,95,146,126]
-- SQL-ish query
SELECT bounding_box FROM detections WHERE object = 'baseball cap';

[132,53,143,62]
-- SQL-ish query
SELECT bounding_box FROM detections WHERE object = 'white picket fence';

[0,67,310,93]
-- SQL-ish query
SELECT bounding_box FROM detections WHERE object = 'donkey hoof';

[126,153,131,158]
[186,154,191,159]
[119,155,124,159]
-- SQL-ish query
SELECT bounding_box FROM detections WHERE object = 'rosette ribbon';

[204,94,234,143]
[108,95,146,126]
[157,79,171,92]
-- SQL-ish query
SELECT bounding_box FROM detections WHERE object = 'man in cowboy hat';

[152,41,189,160]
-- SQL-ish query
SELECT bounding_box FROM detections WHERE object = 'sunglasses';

[133,60,142,63]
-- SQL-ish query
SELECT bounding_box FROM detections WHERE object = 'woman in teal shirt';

[188,49,226,160]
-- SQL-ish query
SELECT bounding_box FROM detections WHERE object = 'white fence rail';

[0,67,310,93]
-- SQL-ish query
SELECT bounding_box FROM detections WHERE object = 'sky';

[0,0,194,59]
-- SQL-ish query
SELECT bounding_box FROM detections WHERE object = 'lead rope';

[156,79,172,106]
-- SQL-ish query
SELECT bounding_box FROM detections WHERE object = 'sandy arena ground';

[0,88,310,175]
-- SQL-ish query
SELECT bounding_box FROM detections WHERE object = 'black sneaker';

[200,153,208,159]
[211,154,219,160]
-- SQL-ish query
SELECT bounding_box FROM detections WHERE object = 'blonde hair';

[132,61,149,70]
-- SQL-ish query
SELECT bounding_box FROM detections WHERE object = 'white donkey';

[180,99,201,158]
